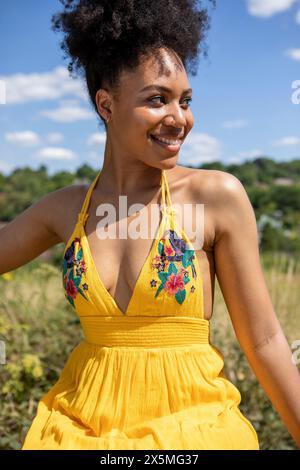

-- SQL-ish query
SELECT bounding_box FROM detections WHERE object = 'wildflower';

[1,272,13,281]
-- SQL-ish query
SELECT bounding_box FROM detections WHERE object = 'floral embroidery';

[150,229,197,305]
[62,237,89,307]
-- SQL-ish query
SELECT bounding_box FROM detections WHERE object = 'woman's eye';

[183,97,193,106]
[148,96,165,104]
[148,96,192,107]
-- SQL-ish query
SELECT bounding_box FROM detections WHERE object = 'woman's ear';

[95,88,112,122]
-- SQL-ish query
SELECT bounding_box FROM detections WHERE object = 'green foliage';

[224,157,300,185]
[76,164,98,181]
[0,164,98,222]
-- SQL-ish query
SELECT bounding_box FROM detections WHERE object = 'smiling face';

[96,47,194,170]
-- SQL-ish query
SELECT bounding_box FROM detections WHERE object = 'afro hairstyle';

[52,0,216,127]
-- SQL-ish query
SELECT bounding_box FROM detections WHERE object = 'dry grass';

[210,252,300,449]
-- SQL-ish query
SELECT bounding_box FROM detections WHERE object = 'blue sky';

[0,0,300,175]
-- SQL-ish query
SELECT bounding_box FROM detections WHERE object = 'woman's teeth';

[151,135,181,145]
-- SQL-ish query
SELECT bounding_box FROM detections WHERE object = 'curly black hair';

[51,0,216,127]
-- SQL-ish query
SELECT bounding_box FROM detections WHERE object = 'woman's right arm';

[0,186,81,275]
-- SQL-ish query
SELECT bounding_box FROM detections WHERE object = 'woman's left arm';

[212,171,300,448]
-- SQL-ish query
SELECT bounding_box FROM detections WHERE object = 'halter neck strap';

[160,169,173,210]
[77,170,101,225]
[78,168,174,226]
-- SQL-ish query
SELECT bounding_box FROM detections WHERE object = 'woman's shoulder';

[176,166,248,250]
[39,182,90,244]
[57,182,89,210]
[176,165,243,201]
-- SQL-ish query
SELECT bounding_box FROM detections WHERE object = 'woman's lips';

[150,134,182,152]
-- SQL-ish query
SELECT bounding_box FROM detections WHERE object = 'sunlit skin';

[0,47,300,447]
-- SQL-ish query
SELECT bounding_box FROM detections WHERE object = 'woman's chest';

[60,174,217,320]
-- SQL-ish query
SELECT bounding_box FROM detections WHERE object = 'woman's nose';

[163,102,187,127]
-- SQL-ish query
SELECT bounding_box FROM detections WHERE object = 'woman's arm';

[0,186,78,275]
[212,171,300,448]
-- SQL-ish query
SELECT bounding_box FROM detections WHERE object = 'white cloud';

[0,66,88,105]
[285,48,300,60]
[5,131,40,147]
[179,132,222,165]
[36,147,77,161]
[238,149,264,158]
[87,132,107,146]
[46,132,64,144]
[296,9,300,23]
[59,99,82,107]
[40,103,94,122]
[221,119,248,129]
[0,159,13,174]
[247,0,296,18]
[272,136,300,146]
[228,149,264,163]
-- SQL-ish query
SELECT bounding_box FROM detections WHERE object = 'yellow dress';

[21,169,260,450]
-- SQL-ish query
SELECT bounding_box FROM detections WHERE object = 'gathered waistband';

[79,315,210,348]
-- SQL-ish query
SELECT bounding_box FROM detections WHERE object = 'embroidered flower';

[152,229,197,305]
[151,255,162,270]
[164,245,175,256]
[164,272,185,295]
[65,278,77,299]
[62,238,89,307]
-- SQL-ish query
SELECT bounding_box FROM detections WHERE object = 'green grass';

[0,251,299,449]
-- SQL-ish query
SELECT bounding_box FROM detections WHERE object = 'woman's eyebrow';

[139,84,192,94]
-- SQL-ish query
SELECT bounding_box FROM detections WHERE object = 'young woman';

[1,0,300,450]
